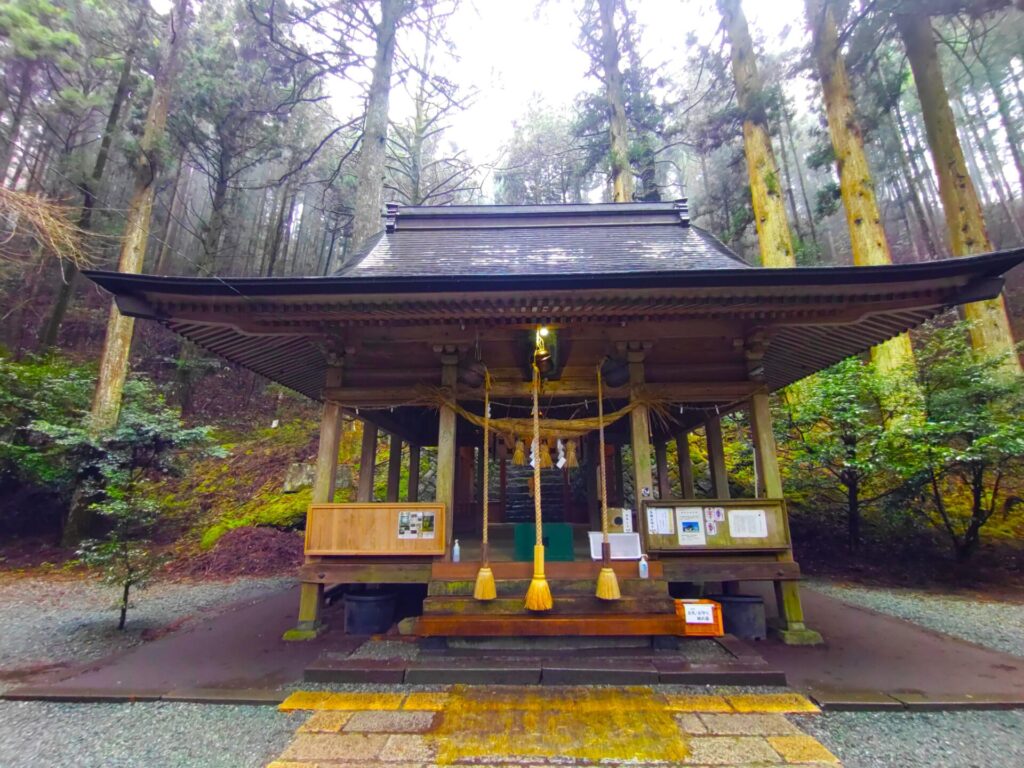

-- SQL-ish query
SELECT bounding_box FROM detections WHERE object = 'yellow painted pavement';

[268,686,840,767]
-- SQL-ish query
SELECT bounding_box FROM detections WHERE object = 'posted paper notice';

[647,507,674,536]
[675,507,706,546]
[728,509,769,538]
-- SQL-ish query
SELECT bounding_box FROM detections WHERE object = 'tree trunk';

[40,13,144,348]
[598,0,634,202]
[898,13,1020,375]
[89,0,192,435]
[806,0,914,376]
[775,116,805,243]
[198,152,231,274]
[718,0,796,268]
[889,107,941,255]
[264,185,291,276]
[981,56,1024,196]
[782,108,819,247]
[118,579,131,630]
[0,63,35,183]
[154,158,189,274]
[846,474,860,552]
[348,0,404,256]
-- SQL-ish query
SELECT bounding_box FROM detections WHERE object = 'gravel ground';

[0,700,298,768]
[0,574,293,692]
[807,580,1024,657]
[795,710,1024,768]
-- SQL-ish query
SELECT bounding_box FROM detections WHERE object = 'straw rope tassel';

[474,369,496,600]
[595,364,621,600]
[524,361,553,611]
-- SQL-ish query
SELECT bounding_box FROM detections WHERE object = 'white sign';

[647,507,674,536]
[728,509,769,538]
[683,603,716,624]
[675,507,706,546]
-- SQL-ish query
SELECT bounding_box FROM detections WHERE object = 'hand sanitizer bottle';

[638,554,649,579]
[453,539,461,563]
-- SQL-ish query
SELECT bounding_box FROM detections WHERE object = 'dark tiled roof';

[335,200,749,277]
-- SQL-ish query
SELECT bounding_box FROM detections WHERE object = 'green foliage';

[780,358,899,548]
[0,354,94,497]
[882,322,1024,561]
[30,375,220,627]
[814,181,841,221]
[0,0,80,64]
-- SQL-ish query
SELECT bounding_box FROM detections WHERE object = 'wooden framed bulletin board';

[305,503,446,556]
[640,499,790,553]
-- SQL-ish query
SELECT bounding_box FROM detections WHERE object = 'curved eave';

[83,248,1023,299]
[81,249,1024,401]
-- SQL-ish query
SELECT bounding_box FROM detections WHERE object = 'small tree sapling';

[33,378,220,628]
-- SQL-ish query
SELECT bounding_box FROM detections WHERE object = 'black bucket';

[343,590,397,634]
[705,594,767,640]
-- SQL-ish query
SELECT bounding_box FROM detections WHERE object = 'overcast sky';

[434,0,814,174]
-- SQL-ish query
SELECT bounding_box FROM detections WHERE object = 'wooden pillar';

[676,430,695,498]
[386,434,402,502]
[436,348,459,558]
[654,440,671,499]
[627,344,654,508]
[749,389,821,645]
[407,443,420,502]
[584,435,599,529]
[286,359,342,640]
[356,421,378,502]
[612,444,624,506]
[706,415,730,499]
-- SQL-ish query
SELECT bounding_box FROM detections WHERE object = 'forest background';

[1,0,1023,590]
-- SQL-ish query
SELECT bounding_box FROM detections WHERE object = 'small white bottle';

[638,554,649,579]
[452,539,461,563]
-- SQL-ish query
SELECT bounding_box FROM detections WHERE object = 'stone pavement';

[267,687,841,767]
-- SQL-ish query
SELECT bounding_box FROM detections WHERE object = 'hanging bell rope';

[595,363,621,601]
[474,369,496,600]
[524,357,553,611]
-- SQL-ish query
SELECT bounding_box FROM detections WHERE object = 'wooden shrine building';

[86,201,1024,645]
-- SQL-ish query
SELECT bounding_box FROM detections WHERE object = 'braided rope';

[532,361,543,545]
[598,365,610,545]
[482,369,490,550]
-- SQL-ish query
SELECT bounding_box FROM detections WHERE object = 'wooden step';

[416,613,687,638]
[427,577,669,598]
[432,560,663,581]
[423,595,677,616]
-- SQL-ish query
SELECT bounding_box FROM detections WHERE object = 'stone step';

[416,613,688,638]
[423,594,677,616]
[427,577,669,598]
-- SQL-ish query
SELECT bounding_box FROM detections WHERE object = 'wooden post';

[654,440,671,499]
[676,431,695,498]
[285,360,342,641]
[386,434,402,502]
[407,443,420,502]
[706,416,730,499]
[436,348,459,558]
[357,421,378,502]
[627,344,655,508]
[749,389,822,645]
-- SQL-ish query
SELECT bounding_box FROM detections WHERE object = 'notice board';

[640,499,790,553]
[305,503,446,556]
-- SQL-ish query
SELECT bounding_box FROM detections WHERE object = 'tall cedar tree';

[89,0,192,434]
[805,0,915,376]
[896,8,1021,375]
[348,0,409,254]
[717,0,796,268]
